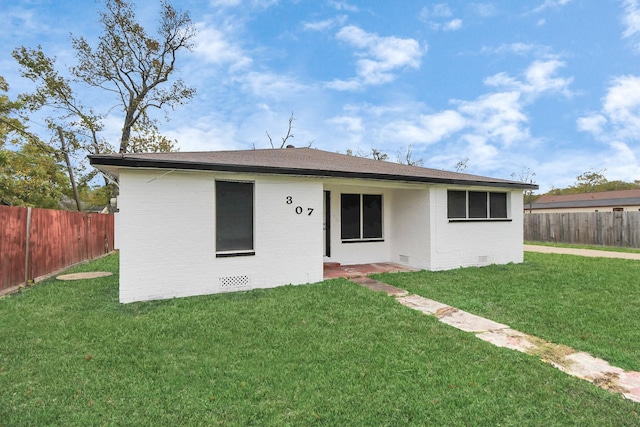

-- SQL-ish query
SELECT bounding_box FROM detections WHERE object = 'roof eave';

[88,156,538,190]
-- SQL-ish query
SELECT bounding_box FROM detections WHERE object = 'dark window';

[341,193,383,240]
[216,181,254,252]
[447,190,466,218]
[363,195,383,238]
[490,193,508,218]
[468,191,488,218]
[340,194,361,239]
[448,190,508,220]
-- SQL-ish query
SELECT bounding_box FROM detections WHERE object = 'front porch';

[323,262,417,279]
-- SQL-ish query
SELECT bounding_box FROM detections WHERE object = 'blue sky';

[2,0,640,192]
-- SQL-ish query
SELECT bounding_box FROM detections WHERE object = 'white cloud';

[209,0,242,6]
[421,4,453,18]
[326,115,364,134]
[303,15,347,32]
[329,1,359,12]
[328,25,423,90]
[420,4,463,31]
[602,75,640,138]
[577,114,607,135]
[469,3,497,17]
[234,71,308,98]
[622,0,640,49]
[484,59,573,98]
[380,110,466,145]
[443,19,463,31]
[165,117,245,151]
[455,91,530,147]
[0,8,44,37]
[340,58,571,166]
[576,75,640,182]
[531,0,573,14]
[193,23,252,71]
[209,0,278,8]
[484,42,552,57]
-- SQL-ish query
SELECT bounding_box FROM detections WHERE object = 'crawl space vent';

[399,255,410,264]
[478,256,489,264]
[218,275,250,289]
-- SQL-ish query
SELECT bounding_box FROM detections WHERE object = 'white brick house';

[90,148,537,303]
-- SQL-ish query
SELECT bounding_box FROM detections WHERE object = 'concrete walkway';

[524,244,640,260]
[352,277,640,403]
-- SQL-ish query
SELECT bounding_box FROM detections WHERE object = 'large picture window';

[341,194,383,241]
[216,180,254,255]
[447,190,509,220]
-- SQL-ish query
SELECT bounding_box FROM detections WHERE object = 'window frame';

[447,189,511,222]
[340,193,384,242]
[215,180,256,257]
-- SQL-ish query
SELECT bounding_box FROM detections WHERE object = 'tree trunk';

[57,126,82,211]
[119,109,136,153]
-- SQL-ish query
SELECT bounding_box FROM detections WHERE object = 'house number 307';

[286,196,313,216]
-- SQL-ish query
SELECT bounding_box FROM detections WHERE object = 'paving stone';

[349,277,409,296]
[562,352,624,379]
[438,309,509,333]
[618,372,640,403]
[476,328,538,353]
[396,294,451,315]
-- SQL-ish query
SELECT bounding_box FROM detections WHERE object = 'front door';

[323,191,331,257]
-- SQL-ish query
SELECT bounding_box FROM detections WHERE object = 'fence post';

[24,207,32,284]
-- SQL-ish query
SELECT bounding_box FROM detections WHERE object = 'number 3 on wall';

[286,196,313,216]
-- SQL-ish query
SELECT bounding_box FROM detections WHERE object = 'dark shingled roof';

[531,189,640,209]
[89,147,537,190]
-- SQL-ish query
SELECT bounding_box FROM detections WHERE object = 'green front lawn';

[1,253,639,426]
[375,252,640,372]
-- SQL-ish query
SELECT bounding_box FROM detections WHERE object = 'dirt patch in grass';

[525,336,576,367]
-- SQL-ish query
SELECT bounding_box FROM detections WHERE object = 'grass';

[525,240,640,254]
[1,254,639,425]
[375,252,640,373]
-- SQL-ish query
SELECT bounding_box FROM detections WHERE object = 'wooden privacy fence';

[524,211,640,248]
[0,205,114,293]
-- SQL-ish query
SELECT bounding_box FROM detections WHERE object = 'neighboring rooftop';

[89,147,538,190]
[531,189,640,210]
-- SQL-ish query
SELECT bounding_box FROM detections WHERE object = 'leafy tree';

[0,140,71,208]
[10,0,195,208]
[13,46,108,155]
[128,117,179,153]
[13,0,195,156]
[544,169,640,196]
[0,76,69,207]
[71,0,197,153]
[0,76,28,148]
[575,169,608,193]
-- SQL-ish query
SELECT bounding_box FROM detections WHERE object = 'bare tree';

[371,148,388,161]
[397,144,424,166]
[455,157,469,173]
[511,166,536,213]
[264,112,315,148]
[266,112,295,149]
